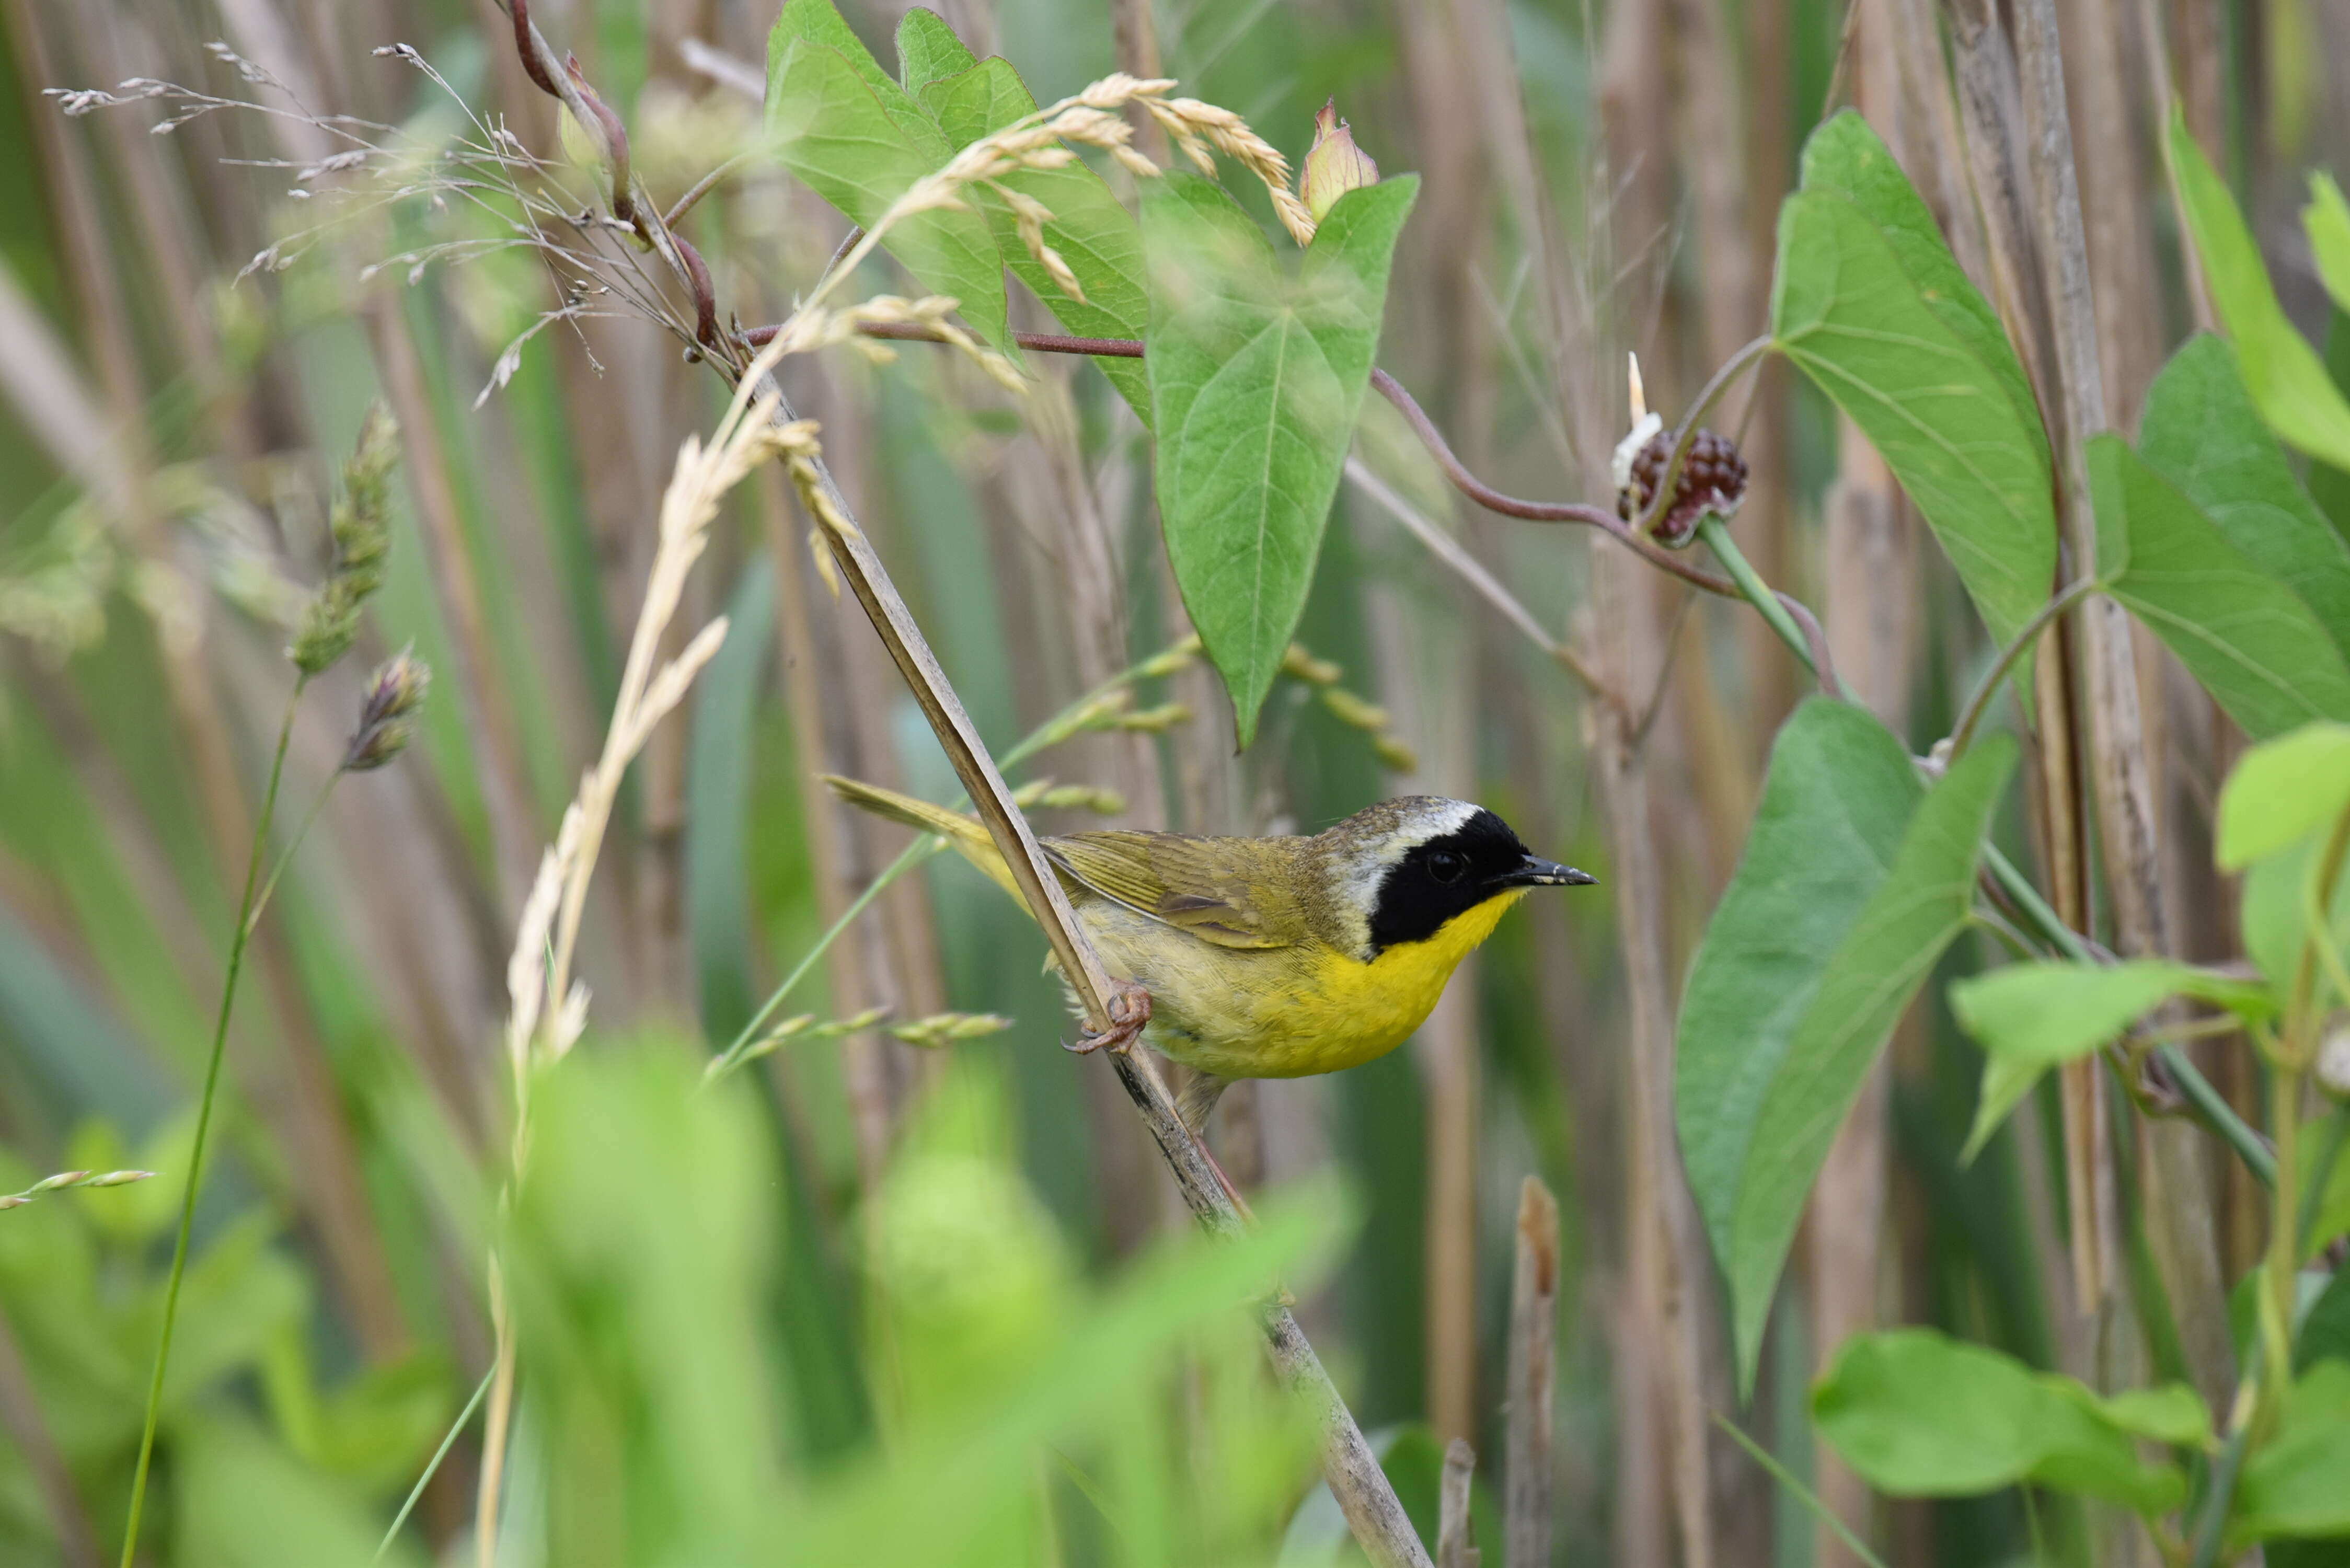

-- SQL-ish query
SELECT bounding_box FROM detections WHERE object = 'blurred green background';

[0,0,2343,1562]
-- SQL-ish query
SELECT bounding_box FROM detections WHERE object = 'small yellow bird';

[826,778,1595,1129]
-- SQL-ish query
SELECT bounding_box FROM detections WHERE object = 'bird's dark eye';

[1427,849,1464,884]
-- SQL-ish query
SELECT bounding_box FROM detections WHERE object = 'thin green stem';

[1946,577,2103,759]
[2261,1058,2302,1424]
[2160,1043,2277,1187]
[1712,1413,1890,1568]
[376,1368,493,1561]
[1983,843,2094,962]
[245,779,337,935]
[703,836,939,1083]
[1984,844,2279,1185]
[2186,1417,2250,1568]
[120,675,307,1568]
[1967,907,2040,962]
[1696,512,1816,677]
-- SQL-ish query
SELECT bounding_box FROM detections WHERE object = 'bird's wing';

[1045,832,1298,950]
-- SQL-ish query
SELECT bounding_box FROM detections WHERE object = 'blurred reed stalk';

[1504,1175,1560,1568]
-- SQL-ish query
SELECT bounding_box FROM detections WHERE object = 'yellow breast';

[1081,890,1525,1080]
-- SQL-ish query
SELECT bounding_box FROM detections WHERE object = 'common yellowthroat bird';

[826,778,1595,1130]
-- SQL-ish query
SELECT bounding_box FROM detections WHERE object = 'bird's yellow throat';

[1169,888,1526,1080]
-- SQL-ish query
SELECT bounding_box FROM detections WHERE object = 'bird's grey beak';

[1503,856,1597,889]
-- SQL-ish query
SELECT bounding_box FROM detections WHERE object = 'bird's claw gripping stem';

[1066,979,1150,1055]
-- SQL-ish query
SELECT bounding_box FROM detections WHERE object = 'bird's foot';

[1066,979,1150,1056]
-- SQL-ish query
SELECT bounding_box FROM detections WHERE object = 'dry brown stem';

[1505,1176,1560,1568]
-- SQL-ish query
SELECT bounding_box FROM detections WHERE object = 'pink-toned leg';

[1065,978,1150,1055]
[1199,1142,1257,1223]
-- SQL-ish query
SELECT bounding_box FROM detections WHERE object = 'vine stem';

[1945,576,2103,759]
[755,319,1761,599]
[1982,836,2277,1186]
[1694,513,1838,694]
[119,675,308,1568]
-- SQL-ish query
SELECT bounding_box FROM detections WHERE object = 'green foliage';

[1813,1330,2199,1516]
[766,0,1015,354]
[2234,1363,2350,1545]
[510,1039,786,1564]
[0,1133,449,1566]
[1677,699,2014,1389]
[493,1040,1344,1564]
[918,56,1155,418]
[2217,721,2350,869]
[1950,961,2274,1162]
[894,6,977,91]
[2168,108,2350,471]
[171,1414,413,1568]
[1772,112,2055,656]
[2224,721,2350,987]
[2310,176,2350,318]
[2300,1261,2350,1372]
[2139,335,2350,667]
[1144,173,1417,744]
[2089,435,2350,739]
[2307,1133,2350,1266]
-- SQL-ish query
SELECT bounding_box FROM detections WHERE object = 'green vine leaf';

[2168,109,2350,471]
[2234,1363,2350,1546]
[765,0,1014,356]
[1676,698,2013,1390]
[894,6,976,93]
[919,57,1153,420]
[2307,174,2350,319]
[1815,1330,2194,1516]
[1949,960,2275,1164]
[2141,335,2350,665]
[2216,721,2350,870]
[2221,721,2350,995]
[1772,113,2055,660]
[2089,434,2350,741]
[1144,173,1417,745]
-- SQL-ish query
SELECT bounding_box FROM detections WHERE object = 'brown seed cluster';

[1617,428,1750,547]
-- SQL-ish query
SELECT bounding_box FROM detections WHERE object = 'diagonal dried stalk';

[759,374,1432,1568]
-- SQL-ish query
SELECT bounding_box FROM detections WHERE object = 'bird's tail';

[822,776,1026,903]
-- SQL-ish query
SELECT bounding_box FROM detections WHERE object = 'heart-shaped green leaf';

[1950,959,2276,1163]
[1815,1330,2194,1516]
[2089,434,2350,741]
[919,57,1153,421]
[1773,114,2055,659]
[1144,174,1416,745]
[1678,697,2014,1390]
[765,0,1014,356]
[2141,335,2350,666]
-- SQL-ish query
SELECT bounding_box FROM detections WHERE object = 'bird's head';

[1318,796,1596,960]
